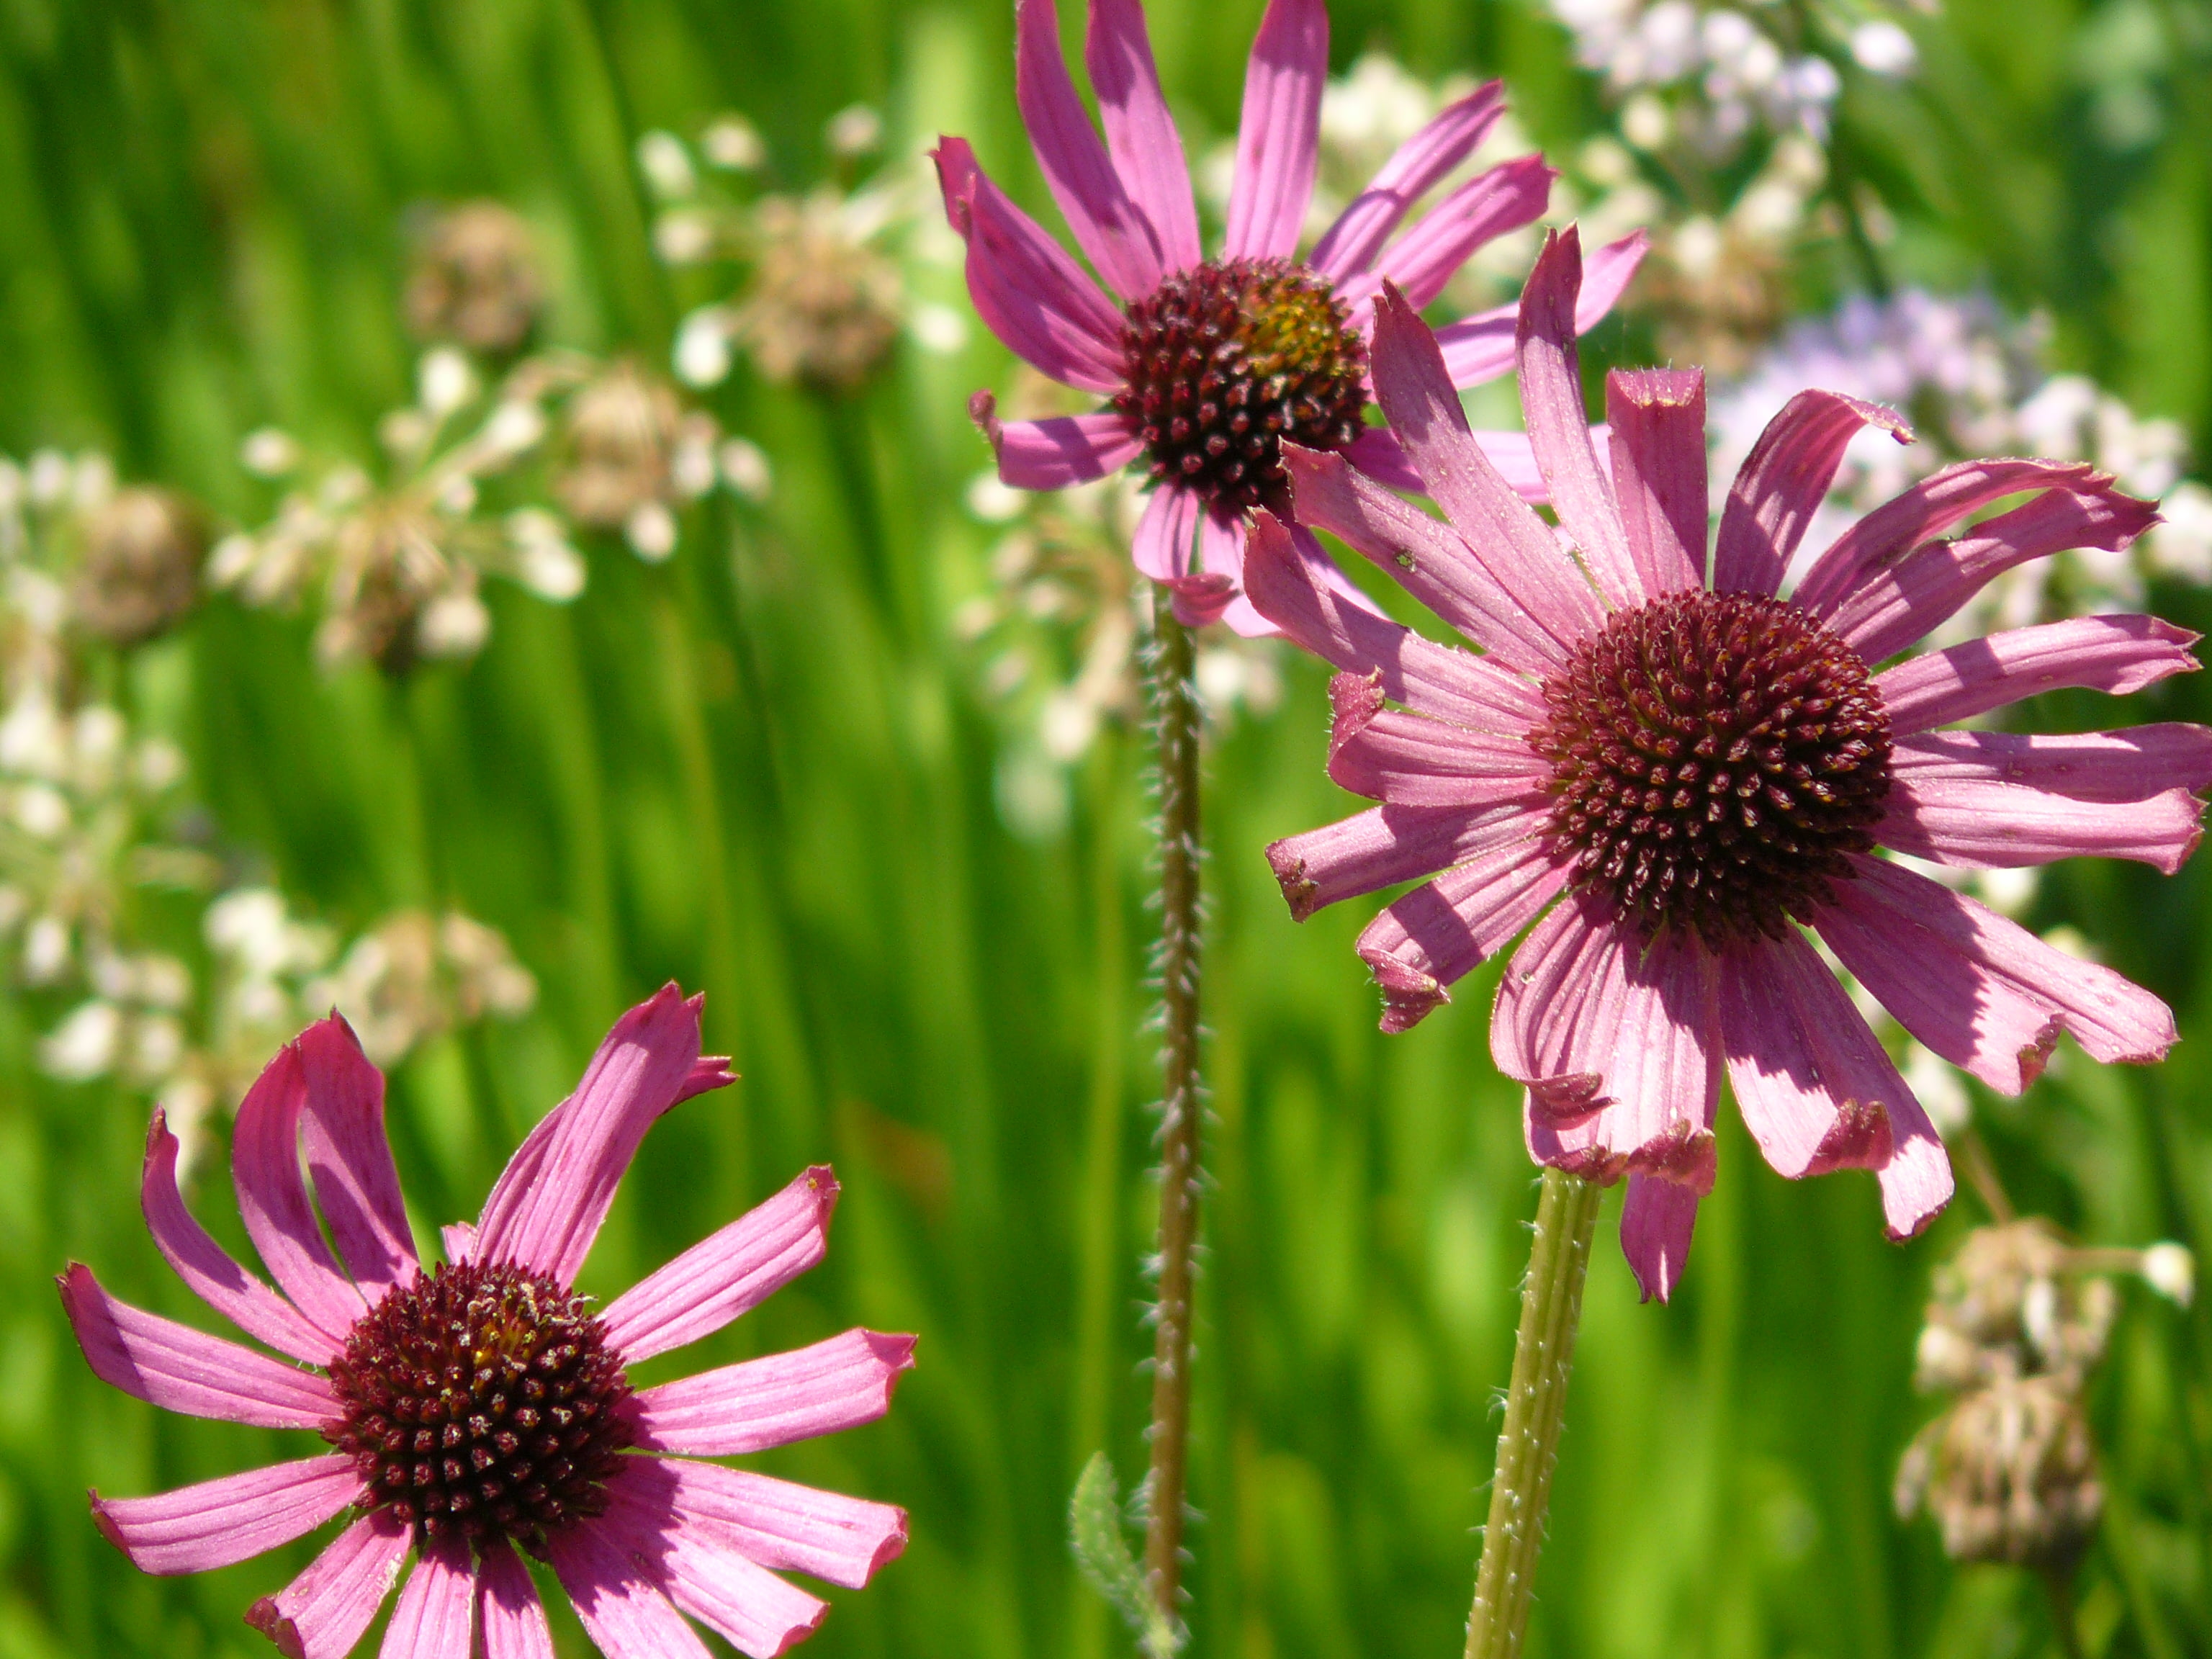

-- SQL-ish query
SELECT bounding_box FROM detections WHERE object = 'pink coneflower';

[1252,228,2206,1300]
[933,0,1646,635]
[61,986,912,1657]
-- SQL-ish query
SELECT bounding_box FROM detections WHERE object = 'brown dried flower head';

[71,487,207,647]
[554,361,684,530]
[738,192,905,390]
[316,498,458,673]
[1915,1219,2118,1393]
[1895,1375,2103,1571]
[405,201,545,356]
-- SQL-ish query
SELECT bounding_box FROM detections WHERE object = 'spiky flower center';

[324,1260,631,1550]
[1114,258,1368,515]
[1530,590,1893,946]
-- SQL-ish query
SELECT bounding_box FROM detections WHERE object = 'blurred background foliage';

[0,1,2208,1658]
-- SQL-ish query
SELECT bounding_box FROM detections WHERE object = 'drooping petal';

[1266,799,1554,921]
[245,1509,413,1659]
[477,1541,557,1659]
[1337,156,1555,320]
[1817,854,2177,1092]
[1015,0,1167,300]
[628,1329,918,1457]
[971,394,1141,490]
[58,1264,338,1429]
[1620,1174,1702,1305]
[1239,510,1550,729]
[138,1110,336,1367]
[1357,845,1575,1033]
[1131,485,1200,581]
[1876,615,2202,734]
[89,1455,359,1576]
[1712,390,1910,598]
[1893,725,2212,801]
[1431,230,1648,388]
[1085,0,1202,272]
[544,1520,714,1659]
[1309,81,1506,281]
[1717,930,1954,1240]
[1199,503,1246,585]
[474,984,704,1284]
[1344,426,1548,504]
[231,1042,367,1342]
[1223,0,1328,260]
[296,1014,418,1304]
[601,1166,839,1365]
[378,1531,475,1659]
[931,138,1128,394]
[641,1459,908,1591]
[1606,369,1709,596]
[1323,670,1550,805]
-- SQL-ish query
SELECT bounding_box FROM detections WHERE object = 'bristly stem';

[1143,595,1205,1652]
[1464,1168,1604,1659]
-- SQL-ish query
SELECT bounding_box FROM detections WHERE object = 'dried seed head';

[556,362,685,531]
[1895,1375,2102,1570]
[71,488,207,646]
[1916,1219,2118,1392]
[317,500,452,674]
[738,193,905,390]
[405,202,545,356]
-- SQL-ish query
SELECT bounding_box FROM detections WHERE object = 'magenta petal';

[1818,855,2177,1094]
[1879,737,2207,874]
[1085,0,1202,272]
[474,984,704,1285]
[1223,0,1328,260]
[476,1542,556,1659]
[1432,231,1648,388]
[1893,725,2212,802]
[1324,670,1549,805]
[602,1166,839,1364]
[139,1111,336,1367]
[1619,1174,1701,1304]
[1339,156,1555,320]
[1015,0,1166,300]
[90,1455,359,1576]
[246,1509,412,1659]
[1199,504,1247,585]
[931,138,1127,394]
[1711,390,1908,598]
[1267,799,1552,920]
[379,1532,475,1659]
[1131,486,1200,581]
[643,1459,907,1591]
[1357,845,1575,1033]
[544,1520,714,1659]
[295,1015,418,1303]
[1345,406,1550,505]
[1166,572,1238,628]
[1239,511,1549,729]
[231,1043,367,1342]
[972,395,1141,490]
[1606,369,1709,596]
[58,1264,337,1429]
[628,1329,917,1457]
[1877,615,2203,734]
[1310,81,1506,282]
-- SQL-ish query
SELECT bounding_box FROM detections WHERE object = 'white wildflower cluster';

[643,108,967,394]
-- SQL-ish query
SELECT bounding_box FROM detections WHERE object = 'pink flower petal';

[1877,614,2202,735]
[931,138,1127,395]
[601,1462,834,1655]
[1493,899,1722,1184]
[971,393,1141,490]
[1015,0,1168,300]
[1712,390,1909,597]
[639,1458,907,1590]
[1239,510,1550,729]
[1199,504,1246,584]
[1345,416,1550,505]
[1357,844,1575,1033]
[1717,930,1954,1239]
[1432,231,1648,388]
[1606,369,1709,596]
[1513,234,1639,607]
[1893,725,2212,801]
[629,1330,916,1457]
[1338,156,1555,322]
[1131,487,1199,581]
[1818,854,2176,1094]
[138,1110,336,1367]
[1310,81,1506,282]
[378,1532,475,1659]
[441,1221,478,1264]
[58,1264,337,1429]
[1223,0,1328,260]
[1085,0,1202,273]
[1620,1174,1701,1304]
[89,1455,359,1576]
[474,984,705,1284]
[1267,799,1555,921]
[602,1166,839,1365]
[544,1520,714,1659]
[231,1042,368,1342]
[1165,571,1238,627]
[246,1509,412,1659]
[476,1541,556,1659]
[296,1015,418,1303]
[1324,670,1550,805]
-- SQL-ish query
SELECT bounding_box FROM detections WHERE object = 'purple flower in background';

[62,986,912,1658]
[933,0,1646,635]
[1253,227,2203,1300]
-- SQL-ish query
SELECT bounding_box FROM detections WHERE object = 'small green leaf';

[1069,1453,1182,1658]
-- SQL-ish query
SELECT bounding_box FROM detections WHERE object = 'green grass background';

[1,1,2209,1655]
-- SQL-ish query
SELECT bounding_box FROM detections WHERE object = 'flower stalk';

[1464,1168,1604,1659]
[1143,596,1205,1649]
